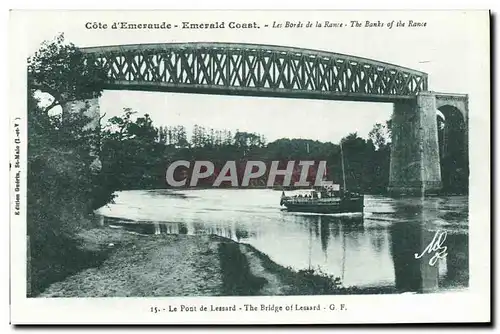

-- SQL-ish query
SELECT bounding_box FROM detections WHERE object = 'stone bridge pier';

[388,92,468,196]
[62,97,101,130]
[62,97,102,172]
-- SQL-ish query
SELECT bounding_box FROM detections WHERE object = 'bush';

[294,268,343,293]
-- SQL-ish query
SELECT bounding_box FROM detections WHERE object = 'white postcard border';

[9,9,491,324]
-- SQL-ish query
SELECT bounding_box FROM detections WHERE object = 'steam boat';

[279,187,364,214]
[279,142,364,214]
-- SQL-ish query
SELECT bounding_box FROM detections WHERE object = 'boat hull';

[282,196,364,214]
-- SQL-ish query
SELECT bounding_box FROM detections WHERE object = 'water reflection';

[443,233,469,287]
[96,189,468,292]
[388,198,469,292]
[105,219,189,236]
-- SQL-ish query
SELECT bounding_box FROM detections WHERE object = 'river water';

[96,189,468,292]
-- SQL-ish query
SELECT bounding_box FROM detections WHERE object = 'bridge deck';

[80,42,428,102]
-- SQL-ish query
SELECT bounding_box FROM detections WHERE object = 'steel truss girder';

[81,43,428,102]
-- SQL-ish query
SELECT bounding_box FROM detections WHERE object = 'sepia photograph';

[10,9,490,324]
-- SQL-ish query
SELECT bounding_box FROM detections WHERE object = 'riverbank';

[38,226,396,297]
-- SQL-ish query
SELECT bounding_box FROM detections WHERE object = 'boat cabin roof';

[284,184,341,196]
[284,189,316,196]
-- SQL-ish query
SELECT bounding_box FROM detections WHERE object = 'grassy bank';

[36,226,397,297]
[29,233,111,297]
[217,241,267,295]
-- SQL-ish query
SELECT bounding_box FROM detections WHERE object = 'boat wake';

[283,210,363,218]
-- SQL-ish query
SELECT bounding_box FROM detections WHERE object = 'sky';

[98,91,392,143]
[21,10,486,143]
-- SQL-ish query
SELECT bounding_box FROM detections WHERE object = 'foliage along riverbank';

[37,225,396,297]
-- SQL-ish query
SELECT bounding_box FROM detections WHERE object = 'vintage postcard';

[10,10,490,324]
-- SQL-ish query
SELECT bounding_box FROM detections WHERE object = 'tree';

[368,123,391,150]
[27,34,113,213]
[174,126,189,148]
[28,33,108,114]
[101,109,166,189]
